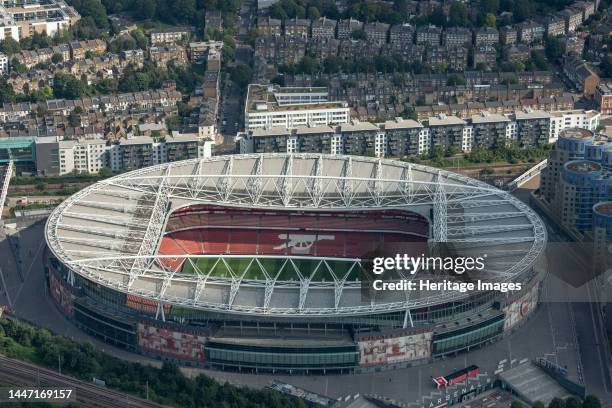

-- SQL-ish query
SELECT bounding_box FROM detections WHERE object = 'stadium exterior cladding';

[44,154,546,374]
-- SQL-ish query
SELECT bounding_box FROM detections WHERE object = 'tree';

[30,85,53,103]
[71,17,99,39]
[485,13,497,27]
[136,0,156,20]
[10,58,26,74]
[482,0,500,15]
[600,55,612,78]
[449,2,469,27]
[53,73,88,99]
[0,79,16,104]
[398,103,415,119]
[168,0,197,25]
[36,104,47,117]
[131,29,148,50]
[307,6,320,19]
[351,29,366,40]
[512,0,535,23]
[446,74,466,86]
[533,401,546,408]
[582,396,601,408]
[51,53,63,64]
[323,56,343,73]
[298,55,320,74]
[548,397,566,408]
[98,167,113,177]
[545,37,565,61]
[564,397,581,408]
[530,50,548,70]
[511,401,524,408]
[427,7,446,27]
[228,64,253,88]
[165,116,181,131]
[0,37,20,56]
[68,111,81,127]
[109,35,137,53]
[73,0,108,28]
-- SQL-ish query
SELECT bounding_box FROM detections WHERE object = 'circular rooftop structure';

[45,154,546,317]
[594,202,612,217]
[565,160,602,174]
[559,128,594,140]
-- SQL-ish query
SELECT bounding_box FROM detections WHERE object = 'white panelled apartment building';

[244,84,350,131]
[36,134,215,176]
[237,109,601,157]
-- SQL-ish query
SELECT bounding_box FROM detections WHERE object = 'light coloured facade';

[150,27,193,45]
[36,134,214,176]
[0,0,79,41]
[0,52,8,75]
[58,138,107,175]
[239,109,602,158]
[548,110,600,142]
[244,84,350,131]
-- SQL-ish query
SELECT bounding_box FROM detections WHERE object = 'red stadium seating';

[158,207,429,262]
[228,229,259,255]
[203,229,230,254]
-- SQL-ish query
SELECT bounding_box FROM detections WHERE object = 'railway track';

[0,354,168,407]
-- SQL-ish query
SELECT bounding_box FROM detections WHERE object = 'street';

[0,182,609,407]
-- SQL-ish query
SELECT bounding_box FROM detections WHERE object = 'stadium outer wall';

[42,154,547,375]
[44,246,545,375]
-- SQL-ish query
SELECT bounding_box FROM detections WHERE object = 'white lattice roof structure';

[45,154,546,317]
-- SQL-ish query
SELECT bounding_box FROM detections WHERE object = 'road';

[215,0,254,151]
[514,183,612,403]
[0,354,166,408]
[0,184,609,406]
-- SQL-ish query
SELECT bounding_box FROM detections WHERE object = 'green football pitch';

[181,257,363,282]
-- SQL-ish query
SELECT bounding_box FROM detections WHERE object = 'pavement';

[0,183,609,407]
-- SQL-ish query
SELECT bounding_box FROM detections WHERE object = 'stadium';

[44,154,546,373]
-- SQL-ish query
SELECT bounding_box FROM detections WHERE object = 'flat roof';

[121,136,154,145]
[339,121,379,132]
[428,115,466,126]
[384,118,423,130]
[559,128,594,140]
[251,127,291,137]
[470,112,510,124]
[565,160,601,173]
[295,125,335,134]
[514,110,551,120]
[246,85,346,113]
[498,363,573,406]
[594,202,612,216]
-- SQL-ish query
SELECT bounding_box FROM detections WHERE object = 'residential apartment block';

[595,83,612,115]
[35,134,214,176]
[0,0,79,41]
[311,17,336,39]
[150,27,193,45]
[416,25,442,46]
[244,85,350,131]
[541,129,611,234]
[443,27,471,47]
[238,109,601,157]
[0,52,7,75]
